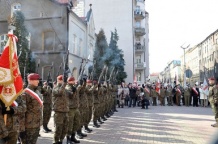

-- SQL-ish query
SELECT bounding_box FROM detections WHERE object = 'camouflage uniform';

[65,83,81,135]
[85,85,93,126]
[184,87,191,106]
[208,84,218,126]
[160,88,166,106]
[151,89,157,106]
[42,85,52,130]
[20,85,43,144]
[0,96,26,144]
[52,83,69,143]
[92,85,100,123]
[77,83,89,127]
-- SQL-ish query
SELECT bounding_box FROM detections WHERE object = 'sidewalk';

[38,106,218,144]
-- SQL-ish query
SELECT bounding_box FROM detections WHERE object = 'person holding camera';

[208,77,218,127]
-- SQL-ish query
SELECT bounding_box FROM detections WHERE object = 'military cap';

[87,79,92,83]
[67,76,75,82]
[27,73,40,80]
[57,75,63,81]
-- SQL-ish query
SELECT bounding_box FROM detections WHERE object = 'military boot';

[105,113,110,118]
[43,124,52,133]
[84,125,92,133]
[93,121,100,128]
[66,135,73,144]
[98,118,104,124]
[101,116,107,121]
[211,122,218,127]
[58,141,63,144]
[81,129,87,137]
[76,129,83,139]
[71,133,80,143]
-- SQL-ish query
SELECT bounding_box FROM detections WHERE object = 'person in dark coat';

[128,83,137,107]
[191,83,200,107]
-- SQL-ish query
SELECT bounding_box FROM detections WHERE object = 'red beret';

[67,76,75,82]
[27,73,40,80]
[208,77,215,81]
[57,75,63,81]
[87,79,92,83]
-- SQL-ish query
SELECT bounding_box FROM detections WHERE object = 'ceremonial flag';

[0,32,23,107]
[155,78,160,95]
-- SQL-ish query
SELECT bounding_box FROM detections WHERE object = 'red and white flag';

[0,32,23,107]
[24,88,43,106]
[155,79,160,95]
[144,87,150,94]
[192,87,198,95]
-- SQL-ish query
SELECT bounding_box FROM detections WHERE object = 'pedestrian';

[19,73,43,144]
[128,83,137,107]
[52,75,69,144]
[191,83,200,107]
[208,77,218,127]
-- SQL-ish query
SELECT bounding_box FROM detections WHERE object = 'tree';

[11,11,36,80]
[108,29,127,84]
[93,29,108,80]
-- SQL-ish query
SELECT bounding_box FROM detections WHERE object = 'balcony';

[135,62,146,70]
[134,10,145,20]
[135,27,146,36]
[135,0,145,3]
[135,43,145,52]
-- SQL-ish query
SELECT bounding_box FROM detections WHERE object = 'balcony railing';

[135,43,145,52]
[136,0,145,3]
[134,10,145,20]
[134,62,145,70]
[135,27,146,36]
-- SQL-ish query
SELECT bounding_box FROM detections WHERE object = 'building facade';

[0,0,95,81]
[73,0,149,84]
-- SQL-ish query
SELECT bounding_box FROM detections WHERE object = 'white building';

[68,6,95,79]
[73,0,149,84]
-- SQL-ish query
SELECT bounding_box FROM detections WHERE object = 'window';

[73,35,77,54]
[78,39,82,56]
[0,34,7,53]
[43,31,55,51]
[135,21,141,28]
[136,55,141,63]
[11,3,21,16]
[137,72,141,82]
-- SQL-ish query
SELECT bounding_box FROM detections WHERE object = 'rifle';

[104,66,108,83]
[47,64,53,87]
[108,66,115,83]
[77,55,90,81]
[98,65,107,84]
[36,59,40,74]
[63,50,70,83]
[23,52,28,87]
[90,60,96,81]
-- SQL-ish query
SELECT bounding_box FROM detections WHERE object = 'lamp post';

[181,44,190,87]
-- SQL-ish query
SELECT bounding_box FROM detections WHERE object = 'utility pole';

[181,44,190,87]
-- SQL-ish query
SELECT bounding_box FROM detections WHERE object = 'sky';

[145,0,218,73]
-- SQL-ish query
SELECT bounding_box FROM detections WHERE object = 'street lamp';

[181,44,190,87]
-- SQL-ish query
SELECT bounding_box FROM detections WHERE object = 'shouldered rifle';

[108,66,115,84]
[77,55,90,81]
[23,52,28,87]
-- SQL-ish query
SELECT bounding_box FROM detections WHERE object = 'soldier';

[65,76,80,143]
[76,79,88,139]
[160,86,166,106]
[0,95,26,144]
[151,85,157,106]
[84,79,93,133]
[166,85,173,106]
[52,75,69,144]
[208,77,218,127]
[92,81,101,128]
[19,73,43,144]
[42,82,52,133]
[184,86,191,107]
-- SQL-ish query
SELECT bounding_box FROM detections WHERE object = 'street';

[38,106,218,144]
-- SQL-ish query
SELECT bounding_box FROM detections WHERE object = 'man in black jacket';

[128,83,137,107]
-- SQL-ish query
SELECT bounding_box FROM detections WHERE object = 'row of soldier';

[0,73,119,144]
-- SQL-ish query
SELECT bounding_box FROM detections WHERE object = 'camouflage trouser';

[67,108,81,135]
[43,104,52,125]
[21,128,40,144]
[93,104,100,121]
[53,112,69,143]
[79,107,89,127]
[84,106,92,126]
[210,102,218,122]
[0,131,18,144]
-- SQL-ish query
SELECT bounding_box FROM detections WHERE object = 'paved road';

[38,106,218,144]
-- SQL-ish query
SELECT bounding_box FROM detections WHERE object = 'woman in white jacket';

[199,84,208,107]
